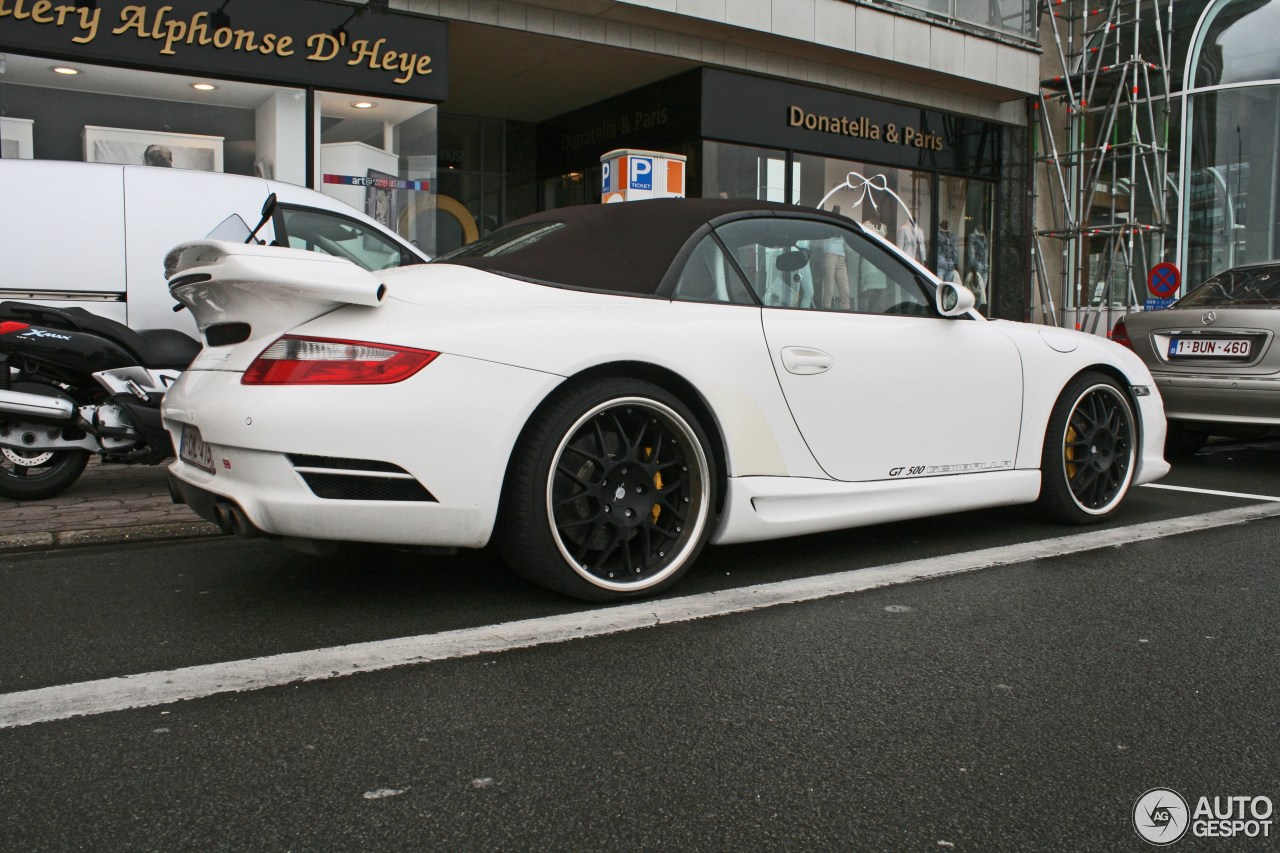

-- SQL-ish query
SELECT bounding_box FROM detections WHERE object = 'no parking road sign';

[1149,262,1180,299]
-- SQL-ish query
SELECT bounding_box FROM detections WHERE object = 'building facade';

[1,0,1042,317]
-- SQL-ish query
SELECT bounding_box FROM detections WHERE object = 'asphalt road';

[2,438,1278,852]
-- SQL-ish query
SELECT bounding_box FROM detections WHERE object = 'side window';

[714,218,934,316]
[843,228,934,316]
[672,235,756,305]
[277,206,416,271]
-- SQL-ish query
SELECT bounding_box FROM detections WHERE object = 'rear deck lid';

[166,240,387,369]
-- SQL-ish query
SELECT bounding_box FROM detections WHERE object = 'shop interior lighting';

[351,101,377,109]
[51,66,80,75]
[192,83,218,91]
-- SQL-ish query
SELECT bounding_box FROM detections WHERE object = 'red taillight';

[1110,319,1134,350]
[241,336,438,385]
[0,321,30,336]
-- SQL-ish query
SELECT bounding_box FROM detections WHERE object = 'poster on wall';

[365,169,400,233]
[83,126,224,172]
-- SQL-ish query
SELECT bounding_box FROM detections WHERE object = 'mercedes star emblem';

[1202,311,1217,325]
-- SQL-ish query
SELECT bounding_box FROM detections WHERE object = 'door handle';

[780,346,833,375]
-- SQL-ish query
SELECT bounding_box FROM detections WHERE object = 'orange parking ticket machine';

[600,149,687,203]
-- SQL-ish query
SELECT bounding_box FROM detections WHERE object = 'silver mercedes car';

[1114,262,1280,454]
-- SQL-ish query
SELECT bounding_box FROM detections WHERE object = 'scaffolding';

[1032,0,1175,333]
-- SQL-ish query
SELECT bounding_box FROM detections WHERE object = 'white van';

[0,160,429,335]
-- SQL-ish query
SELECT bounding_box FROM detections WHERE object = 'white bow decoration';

[817,171,916,227]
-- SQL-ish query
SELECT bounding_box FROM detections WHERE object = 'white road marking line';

[4,501,1280,730]
[1141,483,1280,502]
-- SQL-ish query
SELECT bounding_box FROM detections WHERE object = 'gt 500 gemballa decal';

[890,461,1013,477]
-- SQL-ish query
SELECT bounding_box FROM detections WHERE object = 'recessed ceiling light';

[51,66,79,75]
[191,82,217,91]
[351,101,377,109]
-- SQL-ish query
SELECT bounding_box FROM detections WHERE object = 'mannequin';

[936,219,960,283]
[855,209,888,310]
[965,223,989,310]
[821,204,850,309]
[897,214,926,264]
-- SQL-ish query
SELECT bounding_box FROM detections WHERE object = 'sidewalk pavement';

[0,458,222,554]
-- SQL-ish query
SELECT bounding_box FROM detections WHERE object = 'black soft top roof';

[434,198,850,295]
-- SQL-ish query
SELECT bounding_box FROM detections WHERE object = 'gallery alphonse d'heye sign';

[0,0,448,101]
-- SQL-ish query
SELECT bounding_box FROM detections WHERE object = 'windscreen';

[1176,266,1280,307]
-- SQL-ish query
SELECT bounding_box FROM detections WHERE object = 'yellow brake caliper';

[1065,424,1078,479]
[647,446,662,524]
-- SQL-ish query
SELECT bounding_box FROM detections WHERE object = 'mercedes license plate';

[179,425,215,473]
[1168,338,1251,358]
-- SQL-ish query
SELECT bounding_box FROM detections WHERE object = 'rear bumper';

[1154,373,1280,426]
[161,354,562,548]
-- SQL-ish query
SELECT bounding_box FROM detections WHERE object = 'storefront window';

[703,142,790,201]
[314,91,438,255]
[435,114,507,255]
[542,169,597,214]
[792,153,935,281]
[0,52,303,178]
[1183,0,1280,286]
[938,175,996,312]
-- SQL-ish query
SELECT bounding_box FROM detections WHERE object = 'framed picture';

[0,117,35,159]
[83,125,224,172]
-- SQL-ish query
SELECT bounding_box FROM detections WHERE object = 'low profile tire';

[1164,422,1208,457]
[1037,372,1137,524]
[0,448,90,500]
[496,378,716,602]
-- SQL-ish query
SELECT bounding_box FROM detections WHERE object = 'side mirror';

[246,192,278,244]
[936,280,976,317]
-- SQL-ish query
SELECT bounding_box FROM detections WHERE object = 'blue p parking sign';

[629,157,654,191]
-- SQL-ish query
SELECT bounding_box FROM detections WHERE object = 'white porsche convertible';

[162,199,1169,601]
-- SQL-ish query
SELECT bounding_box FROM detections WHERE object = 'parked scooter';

[0,195,277,500]
[0,303,199,499]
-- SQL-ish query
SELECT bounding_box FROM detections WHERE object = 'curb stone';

[0,521,224,555]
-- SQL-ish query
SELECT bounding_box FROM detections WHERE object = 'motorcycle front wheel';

[0,447,90,500]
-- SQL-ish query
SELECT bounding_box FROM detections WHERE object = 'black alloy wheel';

[497,378,715,602]
[1037,371,1137,523]
[0,447,90,500]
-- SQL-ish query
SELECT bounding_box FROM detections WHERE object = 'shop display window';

[0,52,302,179]
[1182,0,1280,287]
[703,142,790,202]
[314,90,438,254]
[793,154,934,280]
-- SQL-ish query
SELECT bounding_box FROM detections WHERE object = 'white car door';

[715,216,1024,483]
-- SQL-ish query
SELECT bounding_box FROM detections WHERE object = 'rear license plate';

[179,425,215,473]
[1168,338,1251,358]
